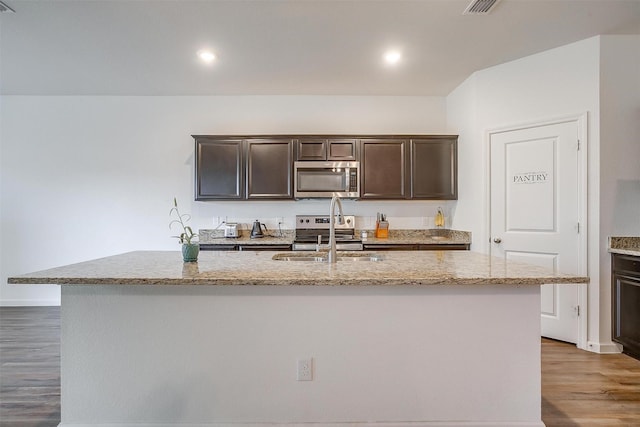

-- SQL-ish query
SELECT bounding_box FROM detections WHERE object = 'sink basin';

[273,256,326,262]
[272,252,384,262]
[336,255,384,262]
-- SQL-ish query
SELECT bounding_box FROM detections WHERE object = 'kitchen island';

[9,250,587,427]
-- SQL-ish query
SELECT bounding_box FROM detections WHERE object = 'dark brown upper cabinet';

[410,137,458,200]
[194,134,457,201]
[194,137,244,200]
[297,138,357,161]
[297,139,326,160]
[246,139,294,199]
[360,139,410,199]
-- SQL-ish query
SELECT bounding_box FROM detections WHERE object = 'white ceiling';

[1,0,639,96]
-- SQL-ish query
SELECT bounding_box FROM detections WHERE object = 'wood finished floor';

[541,337,640,426]
[0,307,60,427]
[1,307,639,426]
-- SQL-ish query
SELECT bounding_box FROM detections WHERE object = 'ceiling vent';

[463,0,501,15]
[0,1,15,13]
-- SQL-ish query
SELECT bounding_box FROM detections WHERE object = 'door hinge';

[575,305,580,317]
[577,222,580,234]
[577,139,580,151]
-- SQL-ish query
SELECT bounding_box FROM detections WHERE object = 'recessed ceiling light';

[197,49,216,64]
[383,50,401,65]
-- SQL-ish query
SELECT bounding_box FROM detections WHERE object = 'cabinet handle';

[493,237,502,244]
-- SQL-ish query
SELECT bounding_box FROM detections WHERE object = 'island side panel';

[60,284,543,427]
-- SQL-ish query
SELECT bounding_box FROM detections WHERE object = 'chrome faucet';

[327,194,344,263]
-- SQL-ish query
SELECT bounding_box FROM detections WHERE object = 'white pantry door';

[490,120,582,343]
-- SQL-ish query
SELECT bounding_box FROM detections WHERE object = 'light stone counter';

[198,228,472,247]
[8,249,588,286]
[609,236,640,257]
[199,229,295,246]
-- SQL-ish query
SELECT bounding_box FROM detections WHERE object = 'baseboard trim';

[57,421,545,427]
[0,299,60,307]
[586,340,623,354]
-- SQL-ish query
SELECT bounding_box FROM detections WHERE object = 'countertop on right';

[609,236,640,257]
[361,229,470,246]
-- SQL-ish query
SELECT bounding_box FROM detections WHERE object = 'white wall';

[447,37,601,252]
[0,95,448,305]
[444,74,481,249]
[598,35,640,344]
[447,35,640,351]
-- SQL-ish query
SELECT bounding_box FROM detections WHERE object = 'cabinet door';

[612,254,640,359]
[360,139,409,199]
[297,139,327,160]
[612,272,640,359]
[247,139,294,199]
[195,137,244,200]
[411,137,458,199]
[328,139,357,160]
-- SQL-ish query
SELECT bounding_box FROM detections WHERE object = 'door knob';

[493,237,502,244]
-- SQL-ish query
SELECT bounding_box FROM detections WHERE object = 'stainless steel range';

[293,215,363,251]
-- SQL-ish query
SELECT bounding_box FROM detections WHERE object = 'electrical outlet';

[297,358,312,381]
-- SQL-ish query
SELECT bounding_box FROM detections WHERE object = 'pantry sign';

[513,171,550,184]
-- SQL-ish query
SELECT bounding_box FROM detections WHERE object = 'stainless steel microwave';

[294,161,360,198]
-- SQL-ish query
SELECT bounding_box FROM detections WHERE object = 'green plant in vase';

[170,197,199,262]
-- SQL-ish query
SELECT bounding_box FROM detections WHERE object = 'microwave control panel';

[349,169,358,192]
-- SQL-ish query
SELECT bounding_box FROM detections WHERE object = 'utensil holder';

[375,221,389,238]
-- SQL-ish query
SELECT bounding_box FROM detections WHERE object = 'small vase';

[182,243,200,262]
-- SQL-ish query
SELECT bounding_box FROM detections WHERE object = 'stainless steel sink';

[273,256,327,262]
[272,253,384,262]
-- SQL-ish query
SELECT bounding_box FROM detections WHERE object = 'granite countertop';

[8,250,588,287]
[361,229,470,245]
[199,228,471,246]
[200,233,295,246]
[609,236,640,257]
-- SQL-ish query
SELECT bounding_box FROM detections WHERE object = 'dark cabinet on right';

[360,138,409,199]
[360,136,457,200]
[411,137,457,200]
[612,253,640,360]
